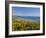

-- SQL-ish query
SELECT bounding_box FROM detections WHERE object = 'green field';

[12,17,40,31]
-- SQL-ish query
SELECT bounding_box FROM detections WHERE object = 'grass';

[12,17,40,31]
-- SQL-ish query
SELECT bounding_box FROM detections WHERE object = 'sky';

[12,7,40,17]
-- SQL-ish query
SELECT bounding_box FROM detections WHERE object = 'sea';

[14,16,40,22]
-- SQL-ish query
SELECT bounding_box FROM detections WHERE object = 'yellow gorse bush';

[12,17,40,31]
